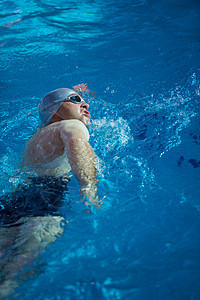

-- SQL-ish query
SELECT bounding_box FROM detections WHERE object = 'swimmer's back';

[23,119,89,171]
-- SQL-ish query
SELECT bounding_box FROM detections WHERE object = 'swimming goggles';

[54,94,85,104]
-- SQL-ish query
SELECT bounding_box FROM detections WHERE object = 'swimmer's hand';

[80,182,104,210]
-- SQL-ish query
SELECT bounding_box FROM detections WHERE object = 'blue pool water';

[0,0,200,299]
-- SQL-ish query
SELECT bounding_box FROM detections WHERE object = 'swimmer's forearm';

[67,136,97,187]
[64,132,100,207]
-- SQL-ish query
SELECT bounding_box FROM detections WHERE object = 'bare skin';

[0,216,65,298]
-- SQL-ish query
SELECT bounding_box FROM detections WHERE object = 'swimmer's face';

[56,95,91,126]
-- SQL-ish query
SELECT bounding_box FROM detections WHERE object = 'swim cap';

[39,88,80,126]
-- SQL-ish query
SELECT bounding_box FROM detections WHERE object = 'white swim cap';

[39,88,80,126]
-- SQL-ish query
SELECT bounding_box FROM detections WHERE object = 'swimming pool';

[0,0,200,298]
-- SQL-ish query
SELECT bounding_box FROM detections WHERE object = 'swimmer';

[23,86,99,207]
[0,85,101,297]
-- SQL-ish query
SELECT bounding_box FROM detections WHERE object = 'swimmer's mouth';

[83,110,91,118]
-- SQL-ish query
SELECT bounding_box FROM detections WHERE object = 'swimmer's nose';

[81,102,89,109]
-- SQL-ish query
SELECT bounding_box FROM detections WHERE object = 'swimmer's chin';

[81,116,91,126]
[84,120,91,126]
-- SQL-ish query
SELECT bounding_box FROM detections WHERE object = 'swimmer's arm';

[60,127,99,207]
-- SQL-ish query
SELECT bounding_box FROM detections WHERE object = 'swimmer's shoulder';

[59,120,89,141]
[26,122,61,146]
[28,120,89,145]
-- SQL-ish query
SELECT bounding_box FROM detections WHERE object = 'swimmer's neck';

[47,114,65,125]
[47,116,89,127]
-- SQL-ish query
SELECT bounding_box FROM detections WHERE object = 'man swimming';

[23,87,99,207]
[0,86,100,297]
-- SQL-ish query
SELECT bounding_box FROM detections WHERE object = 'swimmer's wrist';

[80,182,97,195]
[80,184,101,209]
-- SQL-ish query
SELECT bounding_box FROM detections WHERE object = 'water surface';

[0,0,200,299]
